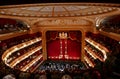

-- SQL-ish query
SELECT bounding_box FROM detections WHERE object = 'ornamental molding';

[35,18,93,26]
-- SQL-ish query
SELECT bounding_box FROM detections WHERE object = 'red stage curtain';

[67,39,81,58]
[46,31,81,60]
[47,39,60,58]
[69,31,81,41]
[46,31,58,41]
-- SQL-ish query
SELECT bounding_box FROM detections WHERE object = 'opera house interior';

[0,1,120,79]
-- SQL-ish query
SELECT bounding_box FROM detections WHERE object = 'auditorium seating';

[85,32,120,55]
[98,14,120,34]
[84,32,110,67]
[14,50,42,70]
[0,18,29,34]
[0,32,44,78]
[6,42,41,64]
[35,60,87,74]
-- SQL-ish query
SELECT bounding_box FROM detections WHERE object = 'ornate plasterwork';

[0,3,119,18]
[34,18,92,26]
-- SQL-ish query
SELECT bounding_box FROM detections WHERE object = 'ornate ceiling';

[0,3,119,18]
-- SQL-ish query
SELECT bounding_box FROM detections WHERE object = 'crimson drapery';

[46,31,81,60]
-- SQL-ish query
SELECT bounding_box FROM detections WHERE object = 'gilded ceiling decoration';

[0,3,118,17]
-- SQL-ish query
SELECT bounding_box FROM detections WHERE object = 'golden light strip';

[84,56,94,68]
[21,55,43,71]
[84,57,91,67]
[30,58,44,73]
[85,38,108,61]
[2,37,42,62]
[48,56,80,60]
[85,47,104,62]
[9,46,42,68]
[85,38,109,52]
[84,47,97,59]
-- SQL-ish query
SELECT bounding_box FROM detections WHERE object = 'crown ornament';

[59,32,68,39]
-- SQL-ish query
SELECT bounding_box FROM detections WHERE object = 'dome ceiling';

[0,3,119,17]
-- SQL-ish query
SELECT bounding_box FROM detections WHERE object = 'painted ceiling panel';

[0,3,119,17]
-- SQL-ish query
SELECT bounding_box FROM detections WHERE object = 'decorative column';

[41,29,47,60]
[81,30,86,61]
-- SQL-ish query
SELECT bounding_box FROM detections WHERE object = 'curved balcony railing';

[20,54,43,72]
[84,46,104,62]
[84,56,95,68]
[9,46,42,68]
[2,37,42,62]
[85,37,109,61]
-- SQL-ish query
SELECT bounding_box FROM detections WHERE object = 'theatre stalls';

[0,3,120,79]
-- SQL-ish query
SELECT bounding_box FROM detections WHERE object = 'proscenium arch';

[33,18,93,61]
[39,26,86,61]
